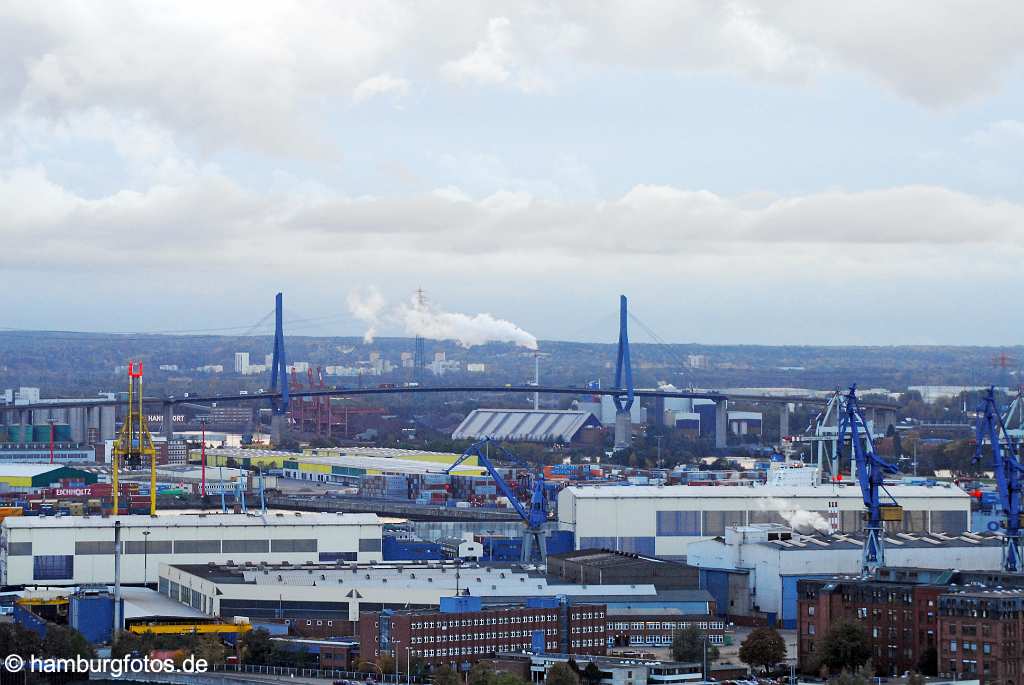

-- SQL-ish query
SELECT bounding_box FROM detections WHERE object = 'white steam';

[346,287,386,344]
[345,289,538,350]
[759,497,832,534]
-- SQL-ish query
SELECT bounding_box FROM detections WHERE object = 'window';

[33,555,73,581]
[656,510,701,536]
[359,538,382,553]
[7,542,31,556]
[223,539,270,553]
[271,539,317,553]
[702,510,744,535]
[75,541,116,555]
[174,540,220,554]
[931,511,968,535]
[125,540,172,554]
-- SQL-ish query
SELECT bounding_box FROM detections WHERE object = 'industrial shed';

[0,464,97,489]
[452,409,601,443]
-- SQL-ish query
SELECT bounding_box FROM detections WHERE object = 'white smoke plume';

[346,286,386,344]
[346,288,538,350]
[759,497,831,534]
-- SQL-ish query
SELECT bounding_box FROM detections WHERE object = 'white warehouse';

[0,511,383,586]
[558,482,972,557]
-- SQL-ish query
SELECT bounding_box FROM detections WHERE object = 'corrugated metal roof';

[452,409,599,442]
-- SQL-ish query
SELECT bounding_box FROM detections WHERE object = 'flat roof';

[2,511,380,530]
[566,483,969,499]
[120,586,206,620]
[756,530,1004,551]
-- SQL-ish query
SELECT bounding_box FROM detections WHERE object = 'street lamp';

[142,530,151,586]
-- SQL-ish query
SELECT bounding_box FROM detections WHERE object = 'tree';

[469,662,497,685]
[916,646,938,676]
[40,625,95,660]
[671,626,719,663]
[239,628,275,665]
[583,662,603,685]
[828,662,873,685]
[494,672,530,685]
[738,627,786,674]
[545,662,580,685]
[819,621,871,674]
[433,665,462,685]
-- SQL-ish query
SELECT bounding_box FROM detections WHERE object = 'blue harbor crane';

[445,438,550,564]
[973,386,1024,573]
[837,384,901,573]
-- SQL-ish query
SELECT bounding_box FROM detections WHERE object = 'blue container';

[69,593,116,644]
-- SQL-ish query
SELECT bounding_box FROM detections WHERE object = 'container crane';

[972,386,1023,573]
[445,438,549,564]
[837,384,901,573]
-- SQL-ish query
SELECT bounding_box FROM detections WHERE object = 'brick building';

[798,568,1024,678]
[359,596,607,669]
[606,610,725,650]
[938,588,1024,684]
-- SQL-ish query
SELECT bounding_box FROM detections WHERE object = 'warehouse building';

[452,409,603,444]
[158,560,713,637]
[688,523,1004,627]
[202,448,485,482]
[547,549,699,589]
[558,482,972,556]
[0,464,97,491]
[0,511,383,586]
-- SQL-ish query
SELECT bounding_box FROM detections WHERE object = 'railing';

[213,663,424,683]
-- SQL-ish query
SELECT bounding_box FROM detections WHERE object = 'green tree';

[0,624,42,661]
[40,625,95,660]
[583,662,603,685]
[545,662,580,685]
[820,621,871,674]
[671,626,720,662]
[433,665,462,685]
[494,672,530,685]
[738,627,786,674]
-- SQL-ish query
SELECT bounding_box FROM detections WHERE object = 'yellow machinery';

[128,622,252,636]
[111,361,157,515]
[865,503,905,522]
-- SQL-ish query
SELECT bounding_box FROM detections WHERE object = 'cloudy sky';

[4,1,1024,345]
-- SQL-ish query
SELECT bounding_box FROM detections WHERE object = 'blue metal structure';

[613,295,634,413]
[972,386,1024,572]
[837,384,900,572]
[269,292,289,416]
[445,438,549,563]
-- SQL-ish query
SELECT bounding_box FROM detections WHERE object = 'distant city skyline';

[4,3,1024,345]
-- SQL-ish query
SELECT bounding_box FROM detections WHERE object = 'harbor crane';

[973,386,1024,573]
[445,438,550,564]
[837,384,901,573]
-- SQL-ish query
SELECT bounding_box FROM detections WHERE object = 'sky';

[4,1,1024,346]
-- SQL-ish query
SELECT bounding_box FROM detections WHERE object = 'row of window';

[408,629,555,644]
[72,538,319,555]
[608,621,723,631]
[407,644,537,658]
[623,634,725,645]
[412,614,554,629]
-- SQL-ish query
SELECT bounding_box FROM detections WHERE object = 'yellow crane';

[111,361,157,515]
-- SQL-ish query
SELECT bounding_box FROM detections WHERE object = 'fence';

[213,663,425,683]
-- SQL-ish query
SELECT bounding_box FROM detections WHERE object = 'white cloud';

[352,73,410,103]
[966,120,1024,147]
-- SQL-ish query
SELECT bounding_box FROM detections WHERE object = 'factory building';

[452,409,603,445]
[558,482,972,557]
[158,560,711,637]
[0,512,383,586]
[0,396,116,444]
[689,524,1004,628]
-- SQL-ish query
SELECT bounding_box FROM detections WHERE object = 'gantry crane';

[973,386,1023,572]
[445,438,549,564]
[837,385,901,573]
